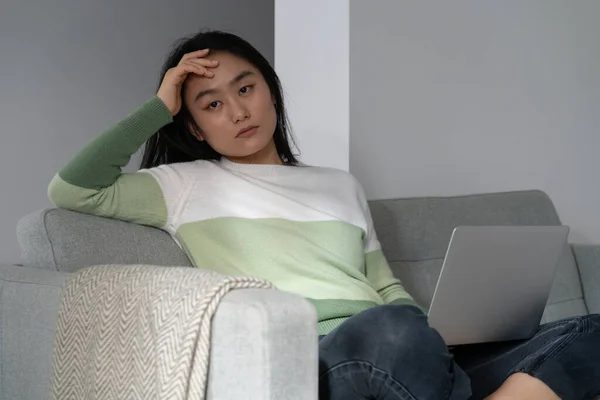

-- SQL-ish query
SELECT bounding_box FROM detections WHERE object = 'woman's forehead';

[189,52,257,88]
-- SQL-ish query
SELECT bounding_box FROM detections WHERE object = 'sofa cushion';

[369,190,588,322]
[17,209,192,272]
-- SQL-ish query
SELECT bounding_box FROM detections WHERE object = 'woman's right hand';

[156,49,219,116]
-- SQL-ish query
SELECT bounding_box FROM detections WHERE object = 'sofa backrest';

[368,190,588,323]
[17,209,192,272]
[17,190,588,323]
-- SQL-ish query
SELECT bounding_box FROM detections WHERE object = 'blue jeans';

[319,305,600,400]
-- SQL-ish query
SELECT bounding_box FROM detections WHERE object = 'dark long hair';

[140,30,298,169]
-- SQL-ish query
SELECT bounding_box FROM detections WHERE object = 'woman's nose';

[230,101,250,123]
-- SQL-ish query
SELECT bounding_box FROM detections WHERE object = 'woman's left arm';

[354,178,423,310]
[364,248,415,305]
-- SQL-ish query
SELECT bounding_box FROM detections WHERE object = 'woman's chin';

[223,137,279,164]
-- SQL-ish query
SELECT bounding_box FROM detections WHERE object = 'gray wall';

[0,0,274,263]
[350,0,600,244]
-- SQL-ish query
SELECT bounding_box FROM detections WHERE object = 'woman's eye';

[239,85,253,95]
[208,101,221,109]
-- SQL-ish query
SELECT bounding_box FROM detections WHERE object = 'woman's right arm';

[48,49,219,228]
[48,97,175,228]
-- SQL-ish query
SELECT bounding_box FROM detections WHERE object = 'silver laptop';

[427,225,570,346]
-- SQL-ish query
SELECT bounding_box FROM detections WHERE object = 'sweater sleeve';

[48,97,179,229]
[354,179,421,308]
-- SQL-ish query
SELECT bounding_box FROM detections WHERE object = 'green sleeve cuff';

[120,96,173,149]
[58,96,173,190]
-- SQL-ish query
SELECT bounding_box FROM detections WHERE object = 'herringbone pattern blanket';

[51,264,272,399]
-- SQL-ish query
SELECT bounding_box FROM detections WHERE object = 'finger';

[186,58,219,70]
[180,62,214,78]
[182,62,214,77]
[180,49,210,63]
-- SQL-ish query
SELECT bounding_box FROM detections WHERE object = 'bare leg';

[485,373,561,400]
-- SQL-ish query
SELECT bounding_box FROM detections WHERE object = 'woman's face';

[183,51,278,163]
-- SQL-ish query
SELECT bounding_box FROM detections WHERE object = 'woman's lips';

[236,126,259,138]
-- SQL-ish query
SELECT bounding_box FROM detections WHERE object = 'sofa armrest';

[0,264,318,400]
[572,244,600,314]
[208,289,319,400]
[0,264,70,400]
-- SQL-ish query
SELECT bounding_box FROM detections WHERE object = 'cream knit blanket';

[51,264,272,399]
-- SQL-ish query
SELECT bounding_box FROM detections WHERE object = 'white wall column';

[275,0,349,171]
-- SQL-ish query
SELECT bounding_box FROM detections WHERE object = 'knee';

[365,305,431,351]
[323,304,440,358]
[365,304,424,338]
[319,305,471,399]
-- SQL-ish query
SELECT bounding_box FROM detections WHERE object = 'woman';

[49,30,600,400]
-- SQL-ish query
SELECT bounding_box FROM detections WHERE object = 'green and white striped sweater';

[48,96,418,335]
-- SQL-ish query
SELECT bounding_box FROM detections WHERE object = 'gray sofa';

[1,189,598,399]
